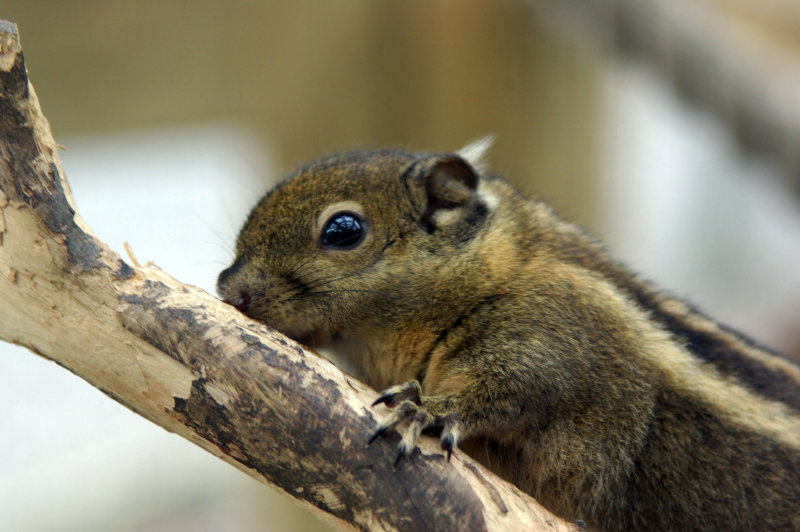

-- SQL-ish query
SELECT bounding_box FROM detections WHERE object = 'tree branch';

[0,21,574,532]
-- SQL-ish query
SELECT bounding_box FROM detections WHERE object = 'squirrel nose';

[225,291,251,312]
[218,256,245,288]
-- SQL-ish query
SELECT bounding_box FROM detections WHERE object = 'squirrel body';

[217,144,800,531]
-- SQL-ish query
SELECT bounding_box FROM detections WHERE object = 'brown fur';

[218,148,800,531]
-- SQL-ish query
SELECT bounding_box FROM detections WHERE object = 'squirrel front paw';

[369,380,460,466]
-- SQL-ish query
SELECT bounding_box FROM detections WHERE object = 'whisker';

[196,259,229,267]
[193,214,236,261]
[199,240,237,259]
[293,289,402,301]
[298,289,379,295]
[285,252,320,280]
[301,271,363,292]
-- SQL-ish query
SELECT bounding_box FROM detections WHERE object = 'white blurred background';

[2,1,800,530]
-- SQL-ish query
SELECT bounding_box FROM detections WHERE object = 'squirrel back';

[218,145,800,531]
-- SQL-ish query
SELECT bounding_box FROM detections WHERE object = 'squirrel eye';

[320,211,367,249]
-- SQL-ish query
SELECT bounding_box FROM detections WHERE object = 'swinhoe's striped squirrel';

[217,140,800,531]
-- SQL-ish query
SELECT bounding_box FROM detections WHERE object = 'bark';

[0,21,575,532]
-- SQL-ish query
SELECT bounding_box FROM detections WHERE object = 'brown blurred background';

[7,1,605,224]
[2,1,800,530]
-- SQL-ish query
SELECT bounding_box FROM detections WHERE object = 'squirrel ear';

[456,135,494,174]
[425,155,478,207]
[418,155,479,233]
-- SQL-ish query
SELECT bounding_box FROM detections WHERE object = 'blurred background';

[2,1,800,530]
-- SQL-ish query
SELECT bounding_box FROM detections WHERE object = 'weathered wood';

[0,21,575,532]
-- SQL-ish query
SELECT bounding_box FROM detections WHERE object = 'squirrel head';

[217,142,499,350]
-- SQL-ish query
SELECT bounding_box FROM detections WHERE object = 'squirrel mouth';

[223,291,251,312]
[220,293,330,348]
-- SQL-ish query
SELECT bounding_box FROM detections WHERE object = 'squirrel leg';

[369,380,462,465]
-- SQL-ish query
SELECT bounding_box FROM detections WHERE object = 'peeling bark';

[0,20,574,532]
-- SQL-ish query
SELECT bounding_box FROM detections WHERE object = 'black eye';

[320,212,367,249]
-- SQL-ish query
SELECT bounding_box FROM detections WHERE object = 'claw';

[400,410,428,460]
[441,434,455,461]
[369,381,461,465]
[368,400,418,446]
[394,446,408,468]
[371,393,394,408]
[440,413,460,461]
[368,424,389,445]
[371,381,422,408]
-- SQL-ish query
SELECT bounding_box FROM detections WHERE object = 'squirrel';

[217,139,800,531]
